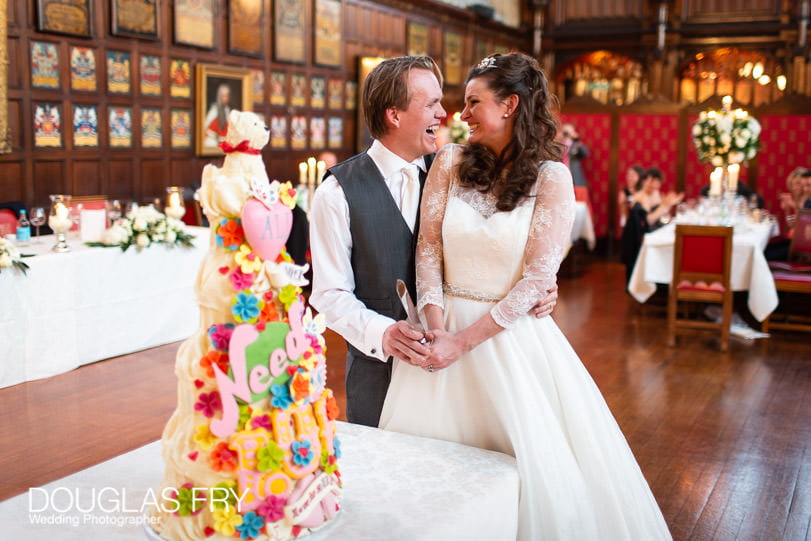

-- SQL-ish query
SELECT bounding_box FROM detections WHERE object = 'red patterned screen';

[617,114,680,193]
[560,113,612,236]
[756,115,811,215]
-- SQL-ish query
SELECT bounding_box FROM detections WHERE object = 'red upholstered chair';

[0,209,17,237]
[762,209,811,332]
[667,225,734,351]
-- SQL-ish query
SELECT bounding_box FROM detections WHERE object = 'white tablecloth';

[0,227,209,388]
[572,202,596,250]
[627,221,778,321]
[0,422,519,540]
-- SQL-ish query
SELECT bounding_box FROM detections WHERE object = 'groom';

[309,56,557,427]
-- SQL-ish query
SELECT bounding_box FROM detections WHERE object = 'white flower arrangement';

[448,112,469,144]
[692,102,761,167]
[89,205,195,251]
[0,237,31,275]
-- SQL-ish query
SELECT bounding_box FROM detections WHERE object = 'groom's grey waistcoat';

[328,150,433,426]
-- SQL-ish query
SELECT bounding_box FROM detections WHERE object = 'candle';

[721,95,732,110]
[727,163,740,193]
[307,157,316,187]
[298,162,307,185]
[316,160,326,185]
[710,167,722,196]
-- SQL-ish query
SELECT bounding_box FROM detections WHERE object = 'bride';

[379,53,672,540]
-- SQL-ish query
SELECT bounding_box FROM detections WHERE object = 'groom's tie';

[400,163,420,233]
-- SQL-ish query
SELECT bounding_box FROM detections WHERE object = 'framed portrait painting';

[195,64,252,156]
[270,71,287,106]
[314,0,342,67]
[274,0,305,63]
[229,0,264,57]
[141,108,162,148]
[37,0,93,38]
[112,0,159,40]
[175,0,214,49]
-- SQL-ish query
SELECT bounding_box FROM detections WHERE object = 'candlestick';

[316,160,326,186]
[727,163,740,193]
[307,157,316,187]
[165,186,186,220]
[298,162,307,185]
[710,167,722,196]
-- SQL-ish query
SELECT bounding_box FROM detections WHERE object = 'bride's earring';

[503,113,509,118]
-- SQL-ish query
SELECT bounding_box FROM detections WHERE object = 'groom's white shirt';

[309,139,426,362]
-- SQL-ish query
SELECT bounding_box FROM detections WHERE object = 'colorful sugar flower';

[232,291,261,323]
[193,423,218,450]
[194,391,222,418]
[270,383,293,409]
[236,510,265,539]
[209,441,238,473]
[291,440,314,466]
[212,505,243,536]
[199,350,229,379]
[216,218,244,251]
[257,494,286,522]
[229,266,254,291]
[235,244,263,274]
[257,441,285,472]
[208,324,234,351]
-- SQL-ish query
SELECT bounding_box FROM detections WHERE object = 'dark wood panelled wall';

[1,0,525,209]
[3,0,810,217]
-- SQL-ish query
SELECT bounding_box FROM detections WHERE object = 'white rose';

[711,156,723,167]
[136,232,150,248]
[747,149,756,159]
[692,124,702,136]
[740,128,751,139]
[133,217,147,231]
[699,111,707,120]
[728,151,744,163]
[165,230,177,244]
[735,137,747,149]
[720,133,731,146]
[0,253,11,268]
[102,225,126,245]
[152,233,164,243]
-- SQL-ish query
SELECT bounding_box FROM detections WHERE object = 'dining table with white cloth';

[571,201,596,251]
[0,422,520,540]
[0,226,209,389]
[627,219,779,321]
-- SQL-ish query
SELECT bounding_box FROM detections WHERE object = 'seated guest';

[801,169,811,209]
[767,167,808,261]
[617,165,645,230]
[621,167,683,283]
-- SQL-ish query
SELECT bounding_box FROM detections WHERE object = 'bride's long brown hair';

[457,53,562,211]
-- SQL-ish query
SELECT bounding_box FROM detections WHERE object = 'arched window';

[555,51,646,106]
[678,47,786,106]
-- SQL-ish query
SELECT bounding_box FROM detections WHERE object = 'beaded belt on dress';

[443,282,502,303]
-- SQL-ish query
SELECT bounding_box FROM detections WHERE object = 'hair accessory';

[477,57,497,70]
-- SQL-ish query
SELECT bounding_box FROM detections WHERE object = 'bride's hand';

[425,329,464,371]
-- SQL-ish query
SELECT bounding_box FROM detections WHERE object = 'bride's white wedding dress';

[380,145,671,540]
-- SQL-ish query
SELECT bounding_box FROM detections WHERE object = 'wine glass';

[30,207,46,242]
[125,201,139,218]
[108,199,122,225]
[70,204,84,238]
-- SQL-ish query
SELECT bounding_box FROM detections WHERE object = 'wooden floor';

[1,258,809,540]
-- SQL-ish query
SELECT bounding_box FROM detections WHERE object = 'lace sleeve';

[415,144,458,313]
[490,161,575,328]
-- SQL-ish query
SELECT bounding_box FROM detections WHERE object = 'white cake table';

[0,422,519,540]
[0,227,209,388]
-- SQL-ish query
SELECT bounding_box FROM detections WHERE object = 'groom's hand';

[531,284,558,318]
[383,321,431,368]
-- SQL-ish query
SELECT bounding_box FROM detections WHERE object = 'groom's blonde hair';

[362,56,443,140]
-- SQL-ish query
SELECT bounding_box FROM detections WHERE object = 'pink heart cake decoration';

[241,198,293,262]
